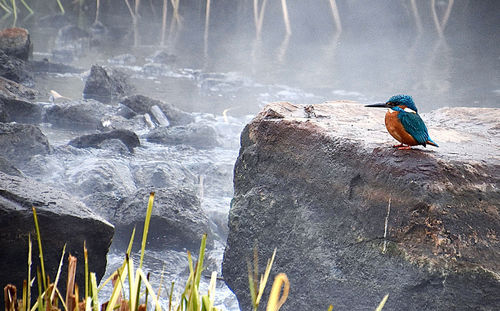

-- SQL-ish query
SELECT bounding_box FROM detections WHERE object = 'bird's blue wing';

[397,111,430,145]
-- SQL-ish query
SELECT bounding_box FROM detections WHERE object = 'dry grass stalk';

[253,0,268,39]
[280,0,291,35]
[431,0,454,37]
[4,284,18,311]
[65,255,77,311]
[328,0,342,34]
[161,0,168,45]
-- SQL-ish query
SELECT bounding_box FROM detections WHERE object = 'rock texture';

[0,172,114,302]
[0,77,40,123]
[222,102,500,311]
[83,65,132,104]
[68,129,140,152]
[0,28,31,61]
[121,95,194,126]
[0,123,51,167]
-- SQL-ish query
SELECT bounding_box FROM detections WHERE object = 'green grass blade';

[105,268,128,311]
[55,0,65,14]
[90,273,99,311]
[194,233,207,287]
[168,282,174,311]
[137,268,162,311]
[140,192,155,269]
[32,207,47,291]
[375,294,389,311]
[19,0,32,14]
[327,305,333,311]
[127,226,137,257]
[36,267,43,311]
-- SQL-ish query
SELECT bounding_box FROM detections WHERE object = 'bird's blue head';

[386,94,418,113]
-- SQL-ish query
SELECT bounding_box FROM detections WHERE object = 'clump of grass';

[3,191,388,311]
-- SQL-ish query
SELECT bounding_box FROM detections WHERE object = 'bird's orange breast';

[384,110,418,146]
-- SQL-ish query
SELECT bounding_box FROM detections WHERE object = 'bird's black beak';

[365,103,389,108]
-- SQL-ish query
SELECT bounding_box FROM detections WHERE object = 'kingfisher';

[365,94,438,150]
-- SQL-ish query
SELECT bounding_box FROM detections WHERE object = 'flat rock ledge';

[222,101,500,311]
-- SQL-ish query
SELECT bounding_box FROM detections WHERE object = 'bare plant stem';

[328,0,342,34]
[161,0,167,45]
[383,196,391,254]
[410,0,422,33]
[280,0,291,35]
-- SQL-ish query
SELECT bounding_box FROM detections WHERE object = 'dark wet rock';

[0,123,51,167]
[0,50,33,84]
[146,123,219,149]
[68,129,140,152]
[112,188,211,251]
[0,77,40,123]
[30,59,84,74]
[146,50,176,64]
[0,156,22,177]
[121,95,194,126]
[0,172,113,302]
[0,76,37,100]
[223,102,500,311]
[44,100,116,130]
[83,65,133,104]
[0,28,32,61]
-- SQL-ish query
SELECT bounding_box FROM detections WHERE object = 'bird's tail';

[426,138,439,147]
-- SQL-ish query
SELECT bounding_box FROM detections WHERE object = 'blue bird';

[365,95,439,150]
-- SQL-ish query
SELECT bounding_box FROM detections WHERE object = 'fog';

[4,0,497,114]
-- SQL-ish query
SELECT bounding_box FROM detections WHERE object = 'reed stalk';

[253,0,268,39]
[328,0,342,34]
[280,0,291,35]
[160,0,168,45]
[375,294,389,311]
[94,0,100,23]
[32,208,47,292]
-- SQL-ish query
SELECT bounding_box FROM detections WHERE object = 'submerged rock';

[0,172,114,302]
[146,123,220,149]
[68,129,140,152]
[83,65,133,104]
[121,95,194,126]
[112,188,211,251]
[0,50,33,84]
[223,102,500,311]
[0,123,51,167]
[44,99,117,130]
[0,76,40,123]
[0,27,31,61]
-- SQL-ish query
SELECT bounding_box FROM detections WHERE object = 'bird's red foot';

[392,143,405,148]
[397,146,412,150]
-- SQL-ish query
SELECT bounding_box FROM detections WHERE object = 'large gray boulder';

[0,172,114,303]
[0,27,31,61]
[0,123,51,167]
[222,102,500,311]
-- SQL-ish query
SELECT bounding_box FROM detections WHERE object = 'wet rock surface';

[121,94,194,126]
[68,129,140,152]
[0,171,114,300]
[112,188,211,251]
[146,122,220,149]
[44,99,118,130]
[0,27,31,61]
[83,65,133,104]
[223,102,500,311]
[0,122,52,167]
[0,50,33,84]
